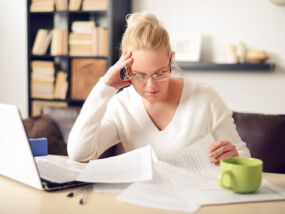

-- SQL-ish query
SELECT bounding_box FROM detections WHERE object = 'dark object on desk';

[23,106,285,174]
[233,112,285,174]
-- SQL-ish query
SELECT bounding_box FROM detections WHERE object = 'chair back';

[233,112,285,173]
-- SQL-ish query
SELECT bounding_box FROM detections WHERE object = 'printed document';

[161,133,220,179]
[173,176,285,206]
[118,160,285,212]
[117,161,201,213]
[76,145,153,183]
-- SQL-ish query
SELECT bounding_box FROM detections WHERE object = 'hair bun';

[126,11,159,28]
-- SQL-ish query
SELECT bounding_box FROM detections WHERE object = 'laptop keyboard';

[36,159,81,183]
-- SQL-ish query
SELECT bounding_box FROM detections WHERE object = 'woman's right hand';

[103,51,133,90]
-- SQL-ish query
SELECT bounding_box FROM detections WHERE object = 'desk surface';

[1,173,285,214]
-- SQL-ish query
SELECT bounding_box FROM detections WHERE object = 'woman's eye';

[137,75,147,79]
[157,73,165,77]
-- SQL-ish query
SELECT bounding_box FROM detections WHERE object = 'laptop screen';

[0,103,43,190]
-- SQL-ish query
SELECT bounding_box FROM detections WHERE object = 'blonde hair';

[120,11,172,57]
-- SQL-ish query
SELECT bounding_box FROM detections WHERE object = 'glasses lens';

[153,72,170,82]
[131,75,147,82]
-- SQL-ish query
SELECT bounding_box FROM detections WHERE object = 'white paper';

[93,183,131,193]
[76,145,153,183]
[117,161,200,213]
[161,133,220,179]
[173,174,285,206]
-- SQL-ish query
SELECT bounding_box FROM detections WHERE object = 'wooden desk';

[1,173,285,214]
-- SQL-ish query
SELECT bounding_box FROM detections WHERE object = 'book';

[30,0,55,12]
[31,60,56,99]
[31,60,55,69]
[54,71,68,99]
[69,21,101,56]
[40,30,53,55]
[32,29,48,55]
[69,0,82,11]
[91,26,99,56]
[51,29,67,56]
[102,28,108,57]
[71,59,106,100]
[32,100,67,116]
[97,27,108,57]
[82,0,108,11]
[71,21,96,34]
[55,0,67,11]
[62,30,68,55]
[50,29,60,55]
[31,80,55,87]
[69,44,92,52]
[69,33,93,45]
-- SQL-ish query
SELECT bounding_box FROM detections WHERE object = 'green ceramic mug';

[217,157,263,193]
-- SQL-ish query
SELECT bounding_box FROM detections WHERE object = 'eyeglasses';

[125,58,171,84]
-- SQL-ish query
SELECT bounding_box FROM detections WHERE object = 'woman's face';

[128,49,171,103]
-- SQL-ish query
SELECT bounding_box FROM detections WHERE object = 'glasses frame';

[125,57,172,84]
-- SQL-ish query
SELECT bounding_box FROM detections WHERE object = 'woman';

[68,11,250,165]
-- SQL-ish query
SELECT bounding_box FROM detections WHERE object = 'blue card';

[29,138,48,157]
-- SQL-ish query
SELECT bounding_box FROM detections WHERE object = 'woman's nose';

[145,75,156,87]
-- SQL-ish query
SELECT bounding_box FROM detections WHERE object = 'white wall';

[0,0,28,118]
[133,0,285,114]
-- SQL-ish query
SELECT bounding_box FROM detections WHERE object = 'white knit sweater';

[67,78,250,162]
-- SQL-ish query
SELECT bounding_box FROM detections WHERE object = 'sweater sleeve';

[67,78,119,162]
[209,88,251,158]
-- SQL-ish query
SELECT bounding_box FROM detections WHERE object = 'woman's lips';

[146,91,159,96]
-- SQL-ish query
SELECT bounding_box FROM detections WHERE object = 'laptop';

[0,103,89,191]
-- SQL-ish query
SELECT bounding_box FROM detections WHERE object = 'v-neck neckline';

[137,79,186,134]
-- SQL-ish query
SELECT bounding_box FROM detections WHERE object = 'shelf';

[31,98,67,102]
[177,62,275,72]
[67,99,85,106]
[68,10,107,14]
[30,10,107,15]
[31,55,68,59]
[32,98,86,106]
[31,55,108,60]
[69,56,108,59]
[27,0,131,116]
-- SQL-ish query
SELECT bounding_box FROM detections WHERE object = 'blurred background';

[1,0,285,118]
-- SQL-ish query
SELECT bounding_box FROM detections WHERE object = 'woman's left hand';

[208,141,239,166]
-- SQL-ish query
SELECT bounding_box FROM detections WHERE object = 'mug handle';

[218,170,233,189]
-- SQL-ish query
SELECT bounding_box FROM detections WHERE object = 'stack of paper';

[56,133,285,213]
[114,134,285,212]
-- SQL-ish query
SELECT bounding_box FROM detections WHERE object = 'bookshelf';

[27,0,131,116]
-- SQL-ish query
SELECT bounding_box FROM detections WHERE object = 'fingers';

[208,141,230,153]
[211,150,239,166]
[117,51,133,69]
[103,51,133,90]
[120,51,131,61]
[209,141,232,157]
[208,141,239,165]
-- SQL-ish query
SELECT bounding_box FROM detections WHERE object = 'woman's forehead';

[130,49,169,72]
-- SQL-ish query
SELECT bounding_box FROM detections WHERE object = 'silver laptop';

[0,103,89,191]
